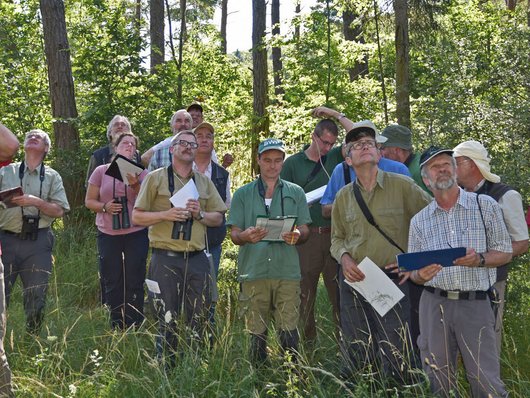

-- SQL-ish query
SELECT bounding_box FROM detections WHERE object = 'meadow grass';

[4,222,529,397]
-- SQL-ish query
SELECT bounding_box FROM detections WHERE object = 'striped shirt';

[408,188,512,291]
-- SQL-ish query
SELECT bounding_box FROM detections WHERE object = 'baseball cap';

[193,122,214,135]
[419,146,454,168]
[258,138,285,154]
[187,103,203,113]
[345,120,388,144]
[380,125,412,150]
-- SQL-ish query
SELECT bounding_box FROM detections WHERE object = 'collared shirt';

[0,162,70,232]
[281,146,342,227]
[320,157,411,205]
[408,188,512,291]
[134,168,227,252]
[192,161,231,208]
[330,170,431,268]
[227,178,312,281]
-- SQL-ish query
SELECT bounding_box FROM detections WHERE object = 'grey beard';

[431,175,456,190]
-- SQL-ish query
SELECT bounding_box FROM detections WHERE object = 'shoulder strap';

[342,161,351,185]
[352,182,405,253]
[304,155,327,187]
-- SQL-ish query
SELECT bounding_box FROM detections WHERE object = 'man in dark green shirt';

[281,119,342,344]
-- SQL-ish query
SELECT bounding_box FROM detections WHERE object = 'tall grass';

[5,222,529,397]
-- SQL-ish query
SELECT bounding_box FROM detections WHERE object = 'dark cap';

[187,103,203,113]
[381,125,412,150]
[419,146,454,168]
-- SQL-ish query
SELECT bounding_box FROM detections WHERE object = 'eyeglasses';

[315,133,336,148]
[172,140,199,149]
[351,140,376,150]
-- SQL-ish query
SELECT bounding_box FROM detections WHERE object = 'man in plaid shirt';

[408,146,511,398]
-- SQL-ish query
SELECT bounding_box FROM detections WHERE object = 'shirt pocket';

[374,207,404,240]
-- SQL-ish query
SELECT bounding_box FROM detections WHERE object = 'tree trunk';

[505,0,517,11]
[394,0,411,128]
[251,0,269,175]
[342,9,368,81]
[39,0,81,208]
[177,0,186,109]
[271,0,283,96]
[220,0,228,54]
[294,1,300,40]
[150,0,164,72]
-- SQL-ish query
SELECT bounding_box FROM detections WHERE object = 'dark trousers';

[1,228,54,334]
[339,268,417,384]
[97,229,148,329]
[148,250,211,365]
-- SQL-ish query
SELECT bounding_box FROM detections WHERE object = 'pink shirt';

[88,164,148,235]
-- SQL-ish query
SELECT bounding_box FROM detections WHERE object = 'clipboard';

[397,247,466,271]
[0,186,23,208]
[255,215,297,242]
[105,154,145,185]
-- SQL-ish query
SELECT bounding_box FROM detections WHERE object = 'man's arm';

[0,123,19,162]
[132,206,189,227]
[11,195,65,218]
[512,240,529,257]
[312,106,354,131]
[141,148,154,167]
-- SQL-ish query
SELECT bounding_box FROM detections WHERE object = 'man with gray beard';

[408,146,511,397]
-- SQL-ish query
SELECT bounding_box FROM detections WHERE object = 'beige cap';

[453,140,500,183]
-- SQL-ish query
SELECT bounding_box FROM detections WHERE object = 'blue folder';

[397,247,466,271]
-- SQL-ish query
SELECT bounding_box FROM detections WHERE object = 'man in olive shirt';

[0,130,70,335]
[132,130,226,367]
[281,119,341,344]
[330,128,431,385]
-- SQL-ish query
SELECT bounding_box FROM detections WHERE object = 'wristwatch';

[196,210,204,221]
[478,253,486,267]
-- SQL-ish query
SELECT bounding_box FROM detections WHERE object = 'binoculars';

[21,215,40,241]
[112,196,131,230]
[172,217,193,241]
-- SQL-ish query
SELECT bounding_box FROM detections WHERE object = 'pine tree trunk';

[343,9,368,81]
[150,0,164,72]
[394,0,411,128]
[271,0,283,96]
[40,0,83,209]
[220,0,228,54]
[251,0,269,175]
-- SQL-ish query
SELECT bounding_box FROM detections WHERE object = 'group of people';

[0,100,528,397]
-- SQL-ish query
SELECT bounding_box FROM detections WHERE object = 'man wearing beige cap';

[453,140,528,351]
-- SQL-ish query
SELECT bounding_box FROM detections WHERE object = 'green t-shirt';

[281,145,343,227]
[227,178,312,281]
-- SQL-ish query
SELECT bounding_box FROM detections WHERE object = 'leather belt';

[309,226,331,234]
[1,228,49,238]
[153,248,202,259]
[425,286,488,300]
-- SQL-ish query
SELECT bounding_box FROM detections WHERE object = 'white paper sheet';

[255,216,296,241]
[305,185,326,205]
[145,279,161,294]
[343,257,404,317]
[169,179,199,208]
[115,156,144,186]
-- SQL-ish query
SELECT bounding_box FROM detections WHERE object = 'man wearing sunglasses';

[133,130,227,368]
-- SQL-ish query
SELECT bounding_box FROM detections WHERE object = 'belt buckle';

[446,291,460,300]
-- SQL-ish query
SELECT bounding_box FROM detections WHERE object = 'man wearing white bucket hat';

[453,140,529,351]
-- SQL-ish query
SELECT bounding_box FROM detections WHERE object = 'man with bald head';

[142,109,193,170]
[453,140,528,351]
